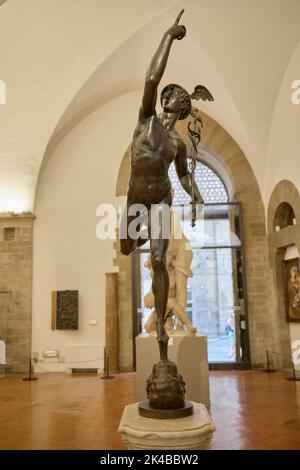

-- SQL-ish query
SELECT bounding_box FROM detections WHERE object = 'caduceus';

[187,84,214,226]
[160,8,214,227]
[188,107,202,227]
[172,11,215,226]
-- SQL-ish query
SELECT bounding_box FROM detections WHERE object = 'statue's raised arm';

[139,11,186,121]
[121,8,215,420]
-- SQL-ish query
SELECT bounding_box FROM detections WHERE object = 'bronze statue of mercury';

[120,10,212,415]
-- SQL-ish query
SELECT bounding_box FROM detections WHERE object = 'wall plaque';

[51,290,78,330]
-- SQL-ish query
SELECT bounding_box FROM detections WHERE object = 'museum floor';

[0,370,299,450]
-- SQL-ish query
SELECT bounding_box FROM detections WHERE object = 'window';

[169,161,228,205]
[133,161,249,368]
[3,227,15,241]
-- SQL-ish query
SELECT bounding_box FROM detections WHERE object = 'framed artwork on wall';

[283,257,300,323]
[51,290,79,330]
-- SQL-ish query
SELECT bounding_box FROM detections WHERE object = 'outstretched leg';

[151,237,169,360]
[149,193,172,360]
[120,190,148,256]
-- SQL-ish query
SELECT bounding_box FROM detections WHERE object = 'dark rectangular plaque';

[56,290,78,330]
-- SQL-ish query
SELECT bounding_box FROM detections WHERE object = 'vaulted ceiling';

[0,0,300,211]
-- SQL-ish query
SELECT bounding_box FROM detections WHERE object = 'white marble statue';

[144,211,196,335]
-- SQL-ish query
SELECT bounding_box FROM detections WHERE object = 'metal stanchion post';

[287,361,300,381]
[262,350,276,373]
[100,348,114,380]
[22,357,38,381]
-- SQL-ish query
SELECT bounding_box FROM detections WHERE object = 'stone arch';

[267,180,300,235]
[266,181,300,363]
[116,112,263,204]
[115,112,273,369]
[273,202,296,232]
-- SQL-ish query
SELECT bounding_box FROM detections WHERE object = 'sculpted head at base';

[146,360,186,409]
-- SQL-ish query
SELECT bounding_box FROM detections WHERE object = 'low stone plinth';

[136,334,210,408]
[118,402,216,450]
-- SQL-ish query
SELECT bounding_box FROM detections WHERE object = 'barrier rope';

[263,349,300,381]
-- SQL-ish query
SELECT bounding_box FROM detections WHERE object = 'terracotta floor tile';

[0,370,299,450]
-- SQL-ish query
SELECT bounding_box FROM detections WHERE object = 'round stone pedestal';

[118,402,216,450]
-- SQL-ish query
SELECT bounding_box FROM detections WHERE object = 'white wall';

[265,41,300,205]
[32,92,140,371]
[0,0,163,211]
[284,245,300,368]
[1,0,300,213]
[10,1,300,372]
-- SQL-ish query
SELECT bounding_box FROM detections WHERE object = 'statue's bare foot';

[188,325,197,334]
[156,321,169,344]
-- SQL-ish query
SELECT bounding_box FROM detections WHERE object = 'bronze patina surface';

[120,10,212,416]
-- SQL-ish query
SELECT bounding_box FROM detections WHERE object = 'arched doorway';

[115,112,270,371]
[267,180,300,367]
[131,158,249,368]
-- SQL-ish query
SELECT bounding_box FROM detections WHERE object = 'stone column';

[105,272,119,372]
[0,213,35,372]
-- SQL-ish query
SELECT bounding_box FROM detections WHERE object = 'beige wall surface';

[32,92,140,371]
[0,0,163,212]
[1,1,300,370]
[265,41,300,208]
[1,0,300,213]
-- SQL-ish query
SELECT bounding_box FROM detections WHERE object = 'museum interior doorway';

[131,161,250,369]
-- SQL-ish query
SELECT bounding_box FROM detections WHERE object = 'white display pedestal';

[136,334,210,408]
[118,402,215,450]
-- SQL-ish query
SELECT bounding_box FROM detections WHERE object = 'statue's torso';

[129,114,183,204]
